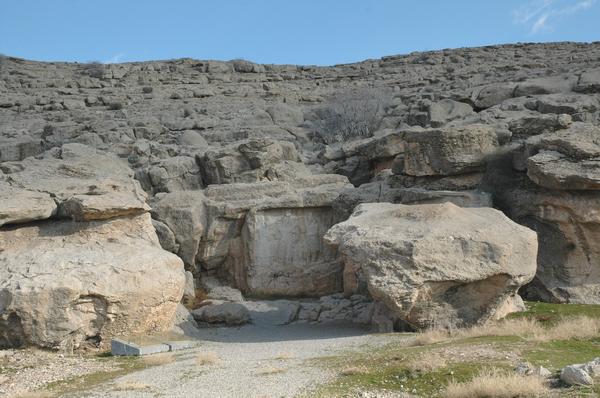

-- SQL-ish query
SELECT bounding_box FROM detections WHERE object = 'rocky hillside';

[1,42,600,349]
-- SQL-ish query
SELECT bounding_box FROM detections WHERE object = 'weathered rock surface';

[2,42,600,311]
[0,144,185,349]
[403,125,499,176]
[324,203,538,329]
[0,214,185,349]
[1,143,149,221]
[560,358,600,386]
[495,184,600,304]
[192,302,250,326]
[199,138,302,185]
[0,182,56,226]
[153,175,351,297]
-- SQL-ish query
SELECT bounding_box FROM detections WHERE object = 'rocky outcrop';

[403,124,499,177]
[324,203,537,329]
[0,214,184,350]
[199,138,303,185]
[1,143,149,222]
[2,42,600,315]
[496,184,600,304]
[560,358,600,386]
[526,123,600,190]
[0,145,185,349]
[486,122,600,303]
[153,175,352,297]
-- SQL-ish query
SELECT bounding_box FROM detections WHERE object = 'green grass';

[508,301,600,324]
[308,335,519,397]
[524,339,600,370]
[313,361,513,397]
[309,301,600,397]
[40,356,145,397]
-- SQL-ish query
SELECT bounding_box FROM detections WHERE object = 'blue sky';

[1,0,599,65]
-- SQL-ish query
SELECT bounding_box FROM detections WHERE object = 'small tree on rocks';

[80,61,105,79]
[313,86,391,144]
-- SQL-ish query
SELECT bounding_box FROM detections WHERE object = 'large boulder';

[0,214,185,350]
[471,83,516,109]
[199,138,304,184]
[1,143,149,221]
[324,203,537,329]
[191,302,250,326]
[136,156,202,194]
[151,191,207,269]
[408,99,474,128]
[0,181,56,227]
[574,69,600,94]
[403,125,499,176]
[527,150,600,190]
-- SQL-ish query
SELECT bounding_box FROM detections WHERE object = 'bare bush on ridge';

[312,86,392,144]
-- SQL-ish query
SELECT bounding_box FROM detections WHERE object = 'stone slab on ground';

[111,338,196,356]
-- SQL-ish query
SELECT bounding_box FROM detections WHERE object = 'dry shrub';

[112,381,152,391]
[182,288,209,311]
[312,86,392,144]
[412,315,600,346]
[412,328,451,346]
[195,351,219,366]
[444,369,549,398]
[14,392,54,398]
[274,352,295,360]
[256,366,286,376]
[542,315,600,341]
[142,353,175,367]
[80,61,105,78]
[406,352,447,373]
[340,366,368,376]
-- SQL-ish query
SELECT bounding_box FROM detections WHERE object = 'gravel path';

[69,323,399,398]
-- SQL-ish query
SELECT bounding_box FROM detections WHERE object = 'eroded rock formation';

[324,202,538,329]
[2,42,600,344]
[0,144,184,349]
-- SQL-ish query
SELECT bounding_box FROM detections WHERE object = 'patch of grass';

[509,301,600,324]
[523,339,600,370]
[273,352,295,360]
[42,356,145,396]
[141,353,175,367]
[195,351,219,366]
[406,352,448,373]
[340,366,368,376]
[112,381,152,391]
[316,361,512,397]
[13,392,54,398]
[256,366,286,376]
[309,301,600,397]
[412,315,600,346]
[444,369,549,398]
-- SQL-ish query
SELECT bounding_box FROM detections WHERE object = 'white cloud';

[531,13,550,33]
[103,53,125,64]
[513,0,596,34]
[513,0,553,24]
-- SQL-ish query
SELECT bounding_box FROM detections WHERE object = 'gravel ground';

[66,323,399,398]
[0,348,117,397]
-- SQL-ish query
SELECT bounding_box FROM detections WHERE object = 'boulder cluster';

[1,42,600,348]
